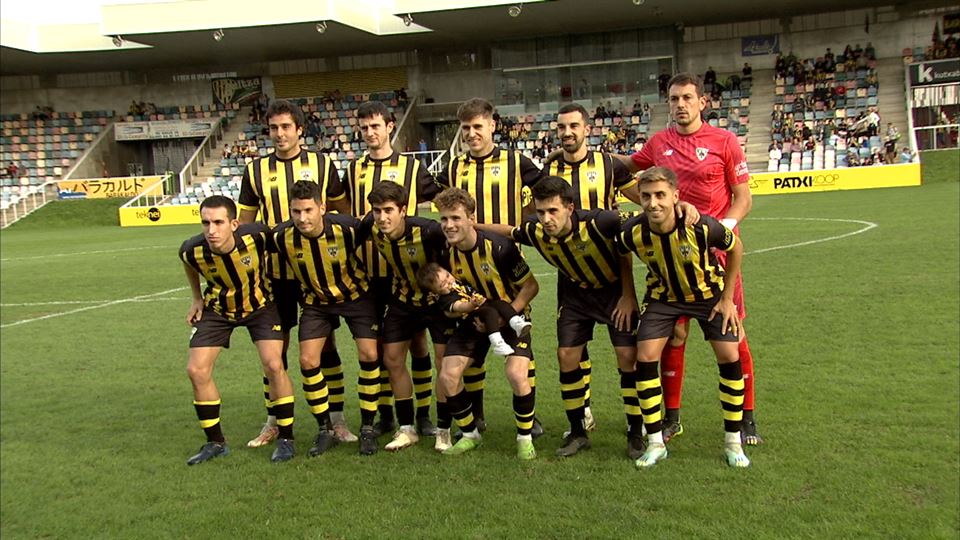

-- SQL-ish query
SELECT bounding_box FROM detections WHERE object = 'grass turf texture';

[1,158,958,538]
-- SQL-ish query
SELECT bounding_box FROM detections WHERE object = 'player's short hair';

[531,176,575,205]
[266,99,305,129]
[290,180,322,203]
[557,103,589,123]
[367,180,408,207]
[457,98,494,122]
[200,195,237,219]
[357,101,395,124]
[433,187,476,215]
[415,262,444,290]
[638,166,678,189]
[667,72,705,98]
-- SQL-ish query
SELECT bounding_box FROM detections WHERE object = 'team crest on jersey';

[696,147,709,161]
[490,165,501,177]
[678,244,692,259]
[240,255,252,266]
[406,246,418,257]
[327,247,338,257]
[386,171,399,183]
[300,170,313,181]
[575,242,587,252]
[586,171,598,184]
[480,263,491,274]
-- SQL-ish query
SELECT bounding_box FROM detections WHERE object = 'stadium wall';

[0,79,214,116]
[679,9,944,74]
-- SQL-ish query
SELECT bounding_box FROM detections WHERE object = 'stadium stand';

[901,23,960,63]
[123,102,240,122]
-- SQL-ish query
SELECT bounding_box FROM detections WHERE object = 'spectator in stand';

[703,66,717,90]
[900,147,916,163]
[742,63,752,83]
[658,70,671,99]
[222,144,231,159]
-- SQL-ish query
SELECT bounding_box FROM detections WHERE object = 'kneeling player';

[180,196,296,465]
[417,262,532,357]
[616,167,750,469]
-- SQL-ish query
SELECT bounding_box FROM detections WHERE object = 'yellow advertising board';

[118,204,200,227]
[748,163,921,195]
[58,176,164,199]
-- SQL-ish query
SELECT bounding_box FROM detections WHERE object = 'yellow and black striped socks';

[718,360,745,434]
[272,395,295,439]
[193,399,224,443]
[447,388,476,433]
[411,354,433,420]
[464,364,486,421]
[357,360,380,427]
[559,367,587,436]
[300,365,331,429]
[320,349,345,414]
[635,361,663,435]
[620,368,644,434]
[377,360,395,424]
[580,347,592,408]
[513,392,535,437]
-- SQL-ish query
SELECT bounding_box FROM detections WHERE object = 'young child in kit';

[416,262,531,356]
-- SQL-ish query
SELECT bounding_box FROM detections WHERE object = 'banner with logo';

[908,59,960,87]
[212,76,262,106]
[944,13,960,34]
[748,163,921,195]
[57,176,164,199]
[118,204,200,227]
[115,120,218,141]
[741,34,780,57]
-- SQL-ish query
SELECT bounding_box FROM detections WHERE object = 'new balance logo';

[272,325,282,331]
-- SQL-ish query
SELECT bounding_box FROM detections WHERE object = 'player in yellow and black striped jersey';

[434,188,541,459]
[343,101,445,438]
[613,166,750,469]
[478,176,643,459]
[179,195,296,465]
[353,181,454,452]
[236,99,351,449]
[272,180,382,456]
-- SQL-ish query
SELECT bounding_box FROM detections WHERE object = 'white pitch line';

[1,297,186,307]
[0,287,186,328]
[0,245,169,262]
[533,217,878,277]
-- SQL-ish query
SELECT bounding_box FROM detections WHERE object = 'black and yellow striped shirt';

[273,214,368,306]
[356,214,448,307]
[448,230,532,307]
[546,151,636,210]
[439,147,542,225]
[237,150,345,280]
[179,223,272,320]
[512,209,622,289]
[346,151,442,278]
[616,214,736,303]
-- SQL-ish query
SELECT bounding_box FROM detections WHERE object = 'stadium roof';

[0,0,921,75]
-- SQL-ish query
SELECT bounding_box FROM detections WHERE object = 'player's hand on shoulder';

[677,201,700,225]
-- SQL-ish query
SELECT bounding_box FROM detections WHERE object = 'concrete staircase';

[745,69,775,173]
[193,106,251,185]
[874,57,909,150]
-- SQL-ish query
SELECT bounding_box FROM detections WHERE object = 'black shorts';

[557,279,637,348]
[444,321,534,361]
[298,295,379,341]
[270,278,303,331]
[381,301,456,345]
[636,297,738,343]
[189,305,283,348]
[371,277,392,323]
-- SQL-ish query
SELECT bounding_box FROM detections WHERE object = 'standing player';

[354,181,455,452]
[434,188,541,460]
[436,98,543,436]
[237,99,350,448]
[180,196,296,464]
[616,167,749,468]
[543,103,643,435]
[273,181,381,456]
[343,101,443,438]
[477,176,644,459]
[614,73,761,445]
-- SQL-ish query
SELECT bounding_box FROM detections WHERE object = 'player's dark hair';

[433,187,476,215]
[557,103,589,123]
[638,166,678,189]
[457,98,494,122]
[531,175,575,205]
[266,99,304,129]
[367,180,408,207]
[200,195,237,219]
[415,262,443,290]
[290,180,322,203]
[666,72,705,98]
[357,101,395,124]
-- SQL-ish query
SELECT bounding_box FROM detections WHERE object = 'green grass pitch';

[1,152,957,538]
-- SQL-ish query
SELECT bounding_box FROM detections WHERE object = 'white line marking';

[1,297,186,307]
[533,217,878,277]
[0,245,168,262]
[1,287,186,328]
